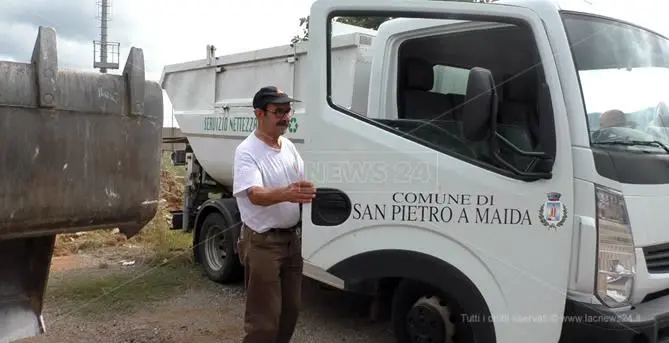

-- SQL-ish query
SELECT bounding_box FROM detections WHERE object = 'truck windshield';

[562,12,669,151]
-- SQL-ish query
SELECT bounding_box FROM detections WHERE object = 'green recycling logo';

[288,117,299,133]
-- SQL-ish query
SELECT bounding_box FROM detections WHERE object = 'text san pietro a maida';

[352,192,532,225]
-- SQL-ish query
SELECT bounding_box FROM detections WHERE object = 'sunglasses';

[265,108,293,117]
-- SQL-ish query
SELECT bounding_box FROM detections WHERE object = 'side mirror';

[462,67,554,181]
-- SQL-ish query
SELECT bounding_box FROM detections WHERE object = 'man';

[233,85,316,343]
[600,109,632,129]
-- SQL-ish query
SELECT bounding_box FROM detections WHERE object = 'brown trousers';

[238,224,303,343]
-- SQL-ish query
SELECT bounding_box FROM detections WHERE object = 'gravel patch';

[15,256,395,343]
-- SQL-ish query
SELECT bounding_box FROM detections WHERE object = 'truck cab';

[302,0,669,342]
[161,0,669,342]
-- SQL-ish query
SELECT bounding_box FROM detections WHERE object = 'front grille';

[643,242,669,274]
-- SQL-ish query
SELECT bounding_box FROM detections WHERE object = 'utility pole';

[93,0,120,73]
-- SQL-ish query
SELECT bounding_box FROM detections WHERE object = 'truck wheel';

[392,279,457,343]
[197,212,243,284]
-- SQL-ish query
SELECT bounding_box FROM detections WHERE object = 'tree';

[291,16,391,44]
[290,0,496,44]
[291,16,311,44]
[335,16,392,31]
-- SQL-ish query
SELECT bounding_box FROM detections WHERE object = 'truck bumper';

[560,296,669,343]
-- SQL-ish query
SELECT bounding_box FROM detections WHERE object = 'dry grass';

[52,152,191,265]
[43,152,208,316]
[45,262,204,319]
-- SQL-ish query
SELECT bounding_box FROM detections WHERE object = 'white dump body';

[161,32,375,188]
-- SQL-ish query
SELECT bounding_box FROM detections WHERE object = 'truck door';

[302,1,574,342]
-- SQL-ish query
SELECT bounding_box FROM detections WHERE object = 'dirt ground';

[16,247,395,343]
[11,156,395,343]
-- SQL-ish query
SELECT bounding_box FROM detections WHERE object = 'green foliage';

[291,16,311,44]
[335,16,392,30]
[289,0,496,44]
[291,16,391,44]
[46,263,203,318]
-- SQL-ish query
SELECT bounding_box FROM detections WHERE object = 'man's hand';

[282,180,316,203]
[246,181,316,206]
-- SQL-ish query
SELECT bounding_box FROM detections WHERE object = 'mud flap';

[0,26,164,240]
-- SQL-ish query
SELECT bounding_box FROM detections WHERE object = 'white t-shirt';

[232,131,304,233]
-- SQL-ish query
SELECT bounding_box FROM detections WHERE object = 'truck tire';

[391,279,458,343]
[197,212,243,284]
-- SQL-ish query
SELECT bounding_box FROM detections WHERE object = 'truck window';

[562,13,669,149]
[328,16,555,179]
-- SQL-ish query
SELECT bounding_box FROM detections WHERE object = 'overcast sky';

[1,0,317,126]
[2,0,669,127]
[0,0,316,82]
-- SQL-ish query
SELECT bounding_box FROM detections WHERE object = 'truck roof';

[373,0,663,47]
[160,0,664,90]
[495,0,644,24]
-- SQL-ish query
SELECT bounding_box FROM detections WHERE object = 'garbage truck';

[161,0,669,342]
[1,27,163,342]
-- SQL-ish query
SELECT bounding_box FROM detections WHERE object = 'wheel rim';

[204,224,227,271]
[406,296,455,343]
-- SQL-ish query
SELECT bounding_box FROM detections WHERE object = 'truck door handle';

[311,188,352,226]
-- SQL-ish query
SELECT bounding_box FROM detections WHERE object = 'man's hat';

[252,86,300,109]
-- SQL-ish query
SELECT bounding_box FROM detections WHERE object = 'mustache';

[277,120,288,126]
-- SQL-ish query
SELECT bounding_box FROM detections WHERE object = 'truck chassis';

[165,138,244,284]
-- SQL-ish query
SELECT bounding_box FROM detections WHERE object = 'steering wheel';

[592,126,654,142]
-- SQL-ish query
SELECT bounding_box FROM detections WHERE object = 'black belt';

[265,222,301,234]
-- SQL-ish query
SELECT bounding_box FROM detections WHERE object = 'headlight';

[595,185,635,307]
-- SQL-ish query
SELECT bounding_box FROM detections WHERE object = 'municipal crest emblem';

[538,192,568,230]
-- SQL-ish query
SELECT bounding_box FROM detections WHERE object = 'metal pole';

[100,0,108,73]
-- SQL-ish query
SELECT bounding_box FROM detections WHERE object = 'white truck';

[160,0,669,342]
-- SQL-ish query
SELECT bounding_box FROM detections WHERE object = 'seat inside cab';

[388,21,550,171]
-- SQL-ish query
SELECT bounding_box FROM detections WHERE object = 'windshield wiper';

[594,140,669,153]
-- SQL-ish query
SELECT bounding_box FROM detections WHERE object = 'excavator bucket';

[0,26,164,239]
[0,26,163,342]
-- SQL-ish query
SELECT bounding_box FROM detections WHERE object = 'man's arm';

[233,150,288,206]
[247,186,290,206]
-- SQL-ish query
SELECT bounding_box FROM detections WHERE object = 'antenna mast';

[93,0,120,73]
